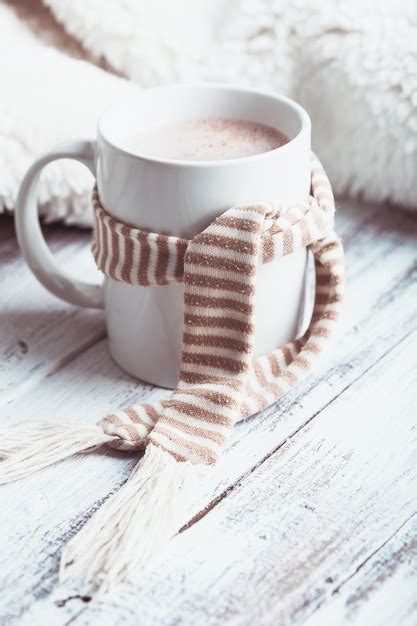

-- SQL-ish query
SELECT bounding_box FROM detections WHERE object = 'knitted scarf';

[0,153,344,594]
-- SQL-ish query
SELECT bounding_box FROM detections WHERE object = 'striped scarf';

[0,153,344,594]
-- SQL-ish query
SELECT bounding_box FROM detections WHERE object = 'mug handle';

[15,140,104,309]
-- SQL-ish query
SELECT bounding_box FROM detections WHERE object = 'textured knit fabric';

[2,1,416,222]
[91,153,344,461]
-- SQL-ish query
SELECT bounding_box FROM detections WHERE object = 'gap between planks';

[330,510,417,598]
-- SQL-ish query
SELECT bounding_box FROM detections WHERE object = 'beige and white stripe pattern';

[92,154,334,285]
[92,153,344,464]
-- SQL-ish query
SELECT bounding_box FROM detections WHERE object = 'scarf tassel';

[60,444,199,594]
[0,425,198,593]
[0,422,114,484]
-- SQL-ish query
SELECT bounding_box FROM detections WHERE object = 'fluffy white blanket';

[1,0,416,225]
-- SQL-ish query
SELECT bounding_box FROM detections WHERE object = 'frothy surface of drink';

[125,118,288,161]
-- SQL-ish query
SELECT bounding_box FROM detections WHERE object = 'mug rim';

[97,82,311,169]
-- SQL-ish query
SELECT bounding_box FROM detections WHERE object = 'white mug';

[16,83,311,388]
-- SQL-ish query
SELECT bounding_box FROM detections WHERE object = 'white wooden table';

[1,199,416,626]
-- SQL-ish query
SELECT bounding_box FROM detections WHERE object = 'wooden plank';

[1,201,416,624]
[303,514,417,626]
[0,216,105,403]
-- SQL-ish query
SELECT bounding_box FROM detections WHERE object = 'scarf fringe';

[59,444,200,594]
[0,422,114,484]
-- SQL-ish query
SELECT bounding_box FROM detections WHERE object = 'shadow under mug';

[15,83,312,389]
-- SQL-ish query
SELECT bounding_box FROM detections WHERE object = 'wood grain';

[0,216,105,404]
[303,514,417,626]
[0,201,416,625]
